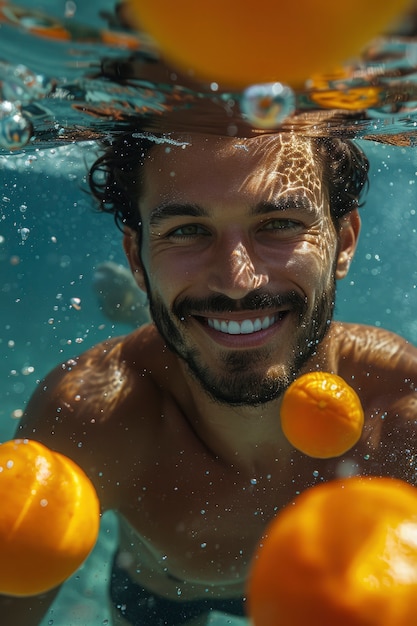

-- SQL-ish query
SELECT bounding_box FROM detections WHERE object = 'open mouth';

[198,311,287,335]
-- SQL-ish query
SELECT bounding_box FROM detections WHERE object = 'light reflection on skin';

[129,133,343,405]
[227,241,268,293]
[56,344,132,424]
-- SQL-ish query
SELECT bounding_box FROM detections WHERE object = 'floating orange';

[280,371,364,458]
[0,439,100,596]
[248,477,417,626]
[124,0,410,88]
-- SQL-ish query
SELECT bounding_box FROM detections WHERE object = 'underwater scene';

[1,1,417,625]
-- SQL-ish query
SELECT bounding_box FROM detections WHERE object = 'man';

[2,132,417,626]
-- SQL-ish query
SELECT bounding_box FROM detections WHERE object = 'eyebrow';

[149,195,315,227]
[251,196,315,216]
[149,203,209,227]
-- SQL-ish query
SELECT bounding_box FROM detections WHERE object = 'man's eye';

[169,224,208,237]
[262,219,301,231]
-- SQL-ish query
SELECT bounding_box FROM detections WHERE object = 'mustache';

[173,290,307,319]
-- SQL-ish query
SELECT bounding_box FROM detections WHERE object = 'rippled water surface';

[2,0,417,146]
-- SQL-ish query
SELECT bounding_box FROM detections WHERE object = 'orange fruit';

[280,371,364,458]
[124,0,410,88]
[0,439,100,596]
[248,477,417,626]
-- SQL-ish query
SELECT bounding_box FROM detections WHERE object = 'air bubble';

[240,82,295,128]
[70,297,81,310]
[0,101,33,149]
[19,227,30,242]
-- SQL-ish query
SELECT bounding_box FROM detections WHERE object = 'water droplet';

[240,82,295,128]
[19,227,30,242]
[250,478,257,485]
[0,101,33,149]
[70,297,81,310]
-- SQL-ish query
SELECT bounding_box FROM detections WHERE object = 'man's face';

[129,134,352,406]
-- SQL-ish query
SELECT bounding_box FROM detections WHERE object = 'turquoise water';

[3,139,415,434]
[1,131,416,626]
[1,1,417,625]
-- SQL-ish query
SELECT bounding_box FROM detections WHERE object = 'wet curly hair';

[88,131,369,236]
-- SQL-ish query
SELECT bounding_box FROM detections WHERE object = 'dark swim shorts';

[110,556,246,626]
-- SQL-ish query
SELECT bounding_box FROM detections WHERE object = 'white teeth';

[207,315,277,335]
[228,321,241,335]
[253,318,262,332]
[262,316,272,330]
[240,320,254,334]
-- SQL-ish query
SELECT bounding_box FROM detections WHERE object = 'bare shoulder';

[16,324,171,507]
[332,321,417,422]
[332,323,417,479]
[333,321,417,379]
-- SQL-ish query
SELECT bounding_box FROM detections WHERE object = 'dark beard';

[143,272,336,406]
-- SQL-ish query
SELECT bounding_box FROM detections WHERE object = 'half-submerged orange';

[124,0,410,88]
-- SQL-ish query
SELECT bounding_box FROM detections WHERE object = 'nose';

[207,240,269,299]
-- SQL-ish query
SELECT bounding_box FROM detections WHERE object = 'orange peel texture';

[124,0,410,88]
[248,477,417,626]
[0,439,100,596]
[280,371,364,458]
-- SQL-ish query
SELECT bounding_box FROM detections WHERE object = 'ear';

[123,228,147,293]
[335,210,361,280]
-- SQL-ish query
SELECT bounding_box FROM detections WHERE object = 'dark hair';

[88,132,369,233]
[315,136,369,222]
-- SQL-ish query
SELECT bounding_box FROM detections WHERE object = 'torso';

[18,321,417,601]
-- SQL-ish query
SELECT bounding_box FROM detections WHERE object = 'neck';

[167,323,341,473]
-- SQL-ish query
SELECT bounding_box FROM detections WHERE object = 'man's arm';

[0,348,114,625]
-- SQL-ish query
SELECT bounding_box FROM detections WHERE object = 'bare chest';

[115,446,338,588]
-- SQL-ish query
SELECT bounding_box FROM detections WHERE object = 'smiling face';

[124,133,359,406]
